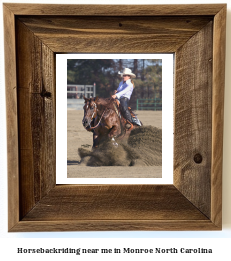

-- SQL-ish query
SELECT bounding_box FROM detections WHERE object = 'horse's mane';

[96,97,117,111]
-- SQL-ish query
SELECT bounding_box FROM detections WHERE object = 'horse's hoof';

[111,137,118,147]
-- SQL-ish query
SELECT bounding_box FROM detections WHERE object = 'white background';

[0,0,231,260]
[56,53,173,184]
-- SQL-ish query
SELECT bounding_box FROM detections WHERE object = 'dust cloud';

[78,126,162,167]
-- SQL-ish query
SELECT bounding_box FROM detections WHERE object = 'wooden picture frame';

[4,4,226,232]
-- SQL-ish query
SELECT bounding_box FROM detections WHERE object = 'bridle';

[89,102,97,122]
[84,101,106,130]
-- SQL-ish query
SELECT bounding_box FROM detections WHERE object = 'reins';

[87,98,113,130]
[85,97,127,134]
[89,109,106,130]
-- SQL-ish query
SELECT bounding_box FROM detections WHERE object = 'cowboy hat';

[118,68,136,78]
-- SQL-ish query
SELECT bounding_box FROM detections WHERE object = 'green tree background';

[67,59,162,109]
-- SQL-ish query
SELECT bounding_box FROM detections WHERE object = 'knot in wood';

[194,153,203,164]
[40,90,52,99]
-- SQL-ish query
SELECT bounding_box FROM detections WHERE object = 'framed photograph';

[4,3,226,231]
[56,54,173,184]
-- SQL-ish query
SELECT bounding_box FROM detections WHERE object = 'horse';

[82,96,141,148]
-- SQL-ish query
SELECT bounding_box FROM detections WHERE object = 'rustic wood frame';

[4,4,226,232]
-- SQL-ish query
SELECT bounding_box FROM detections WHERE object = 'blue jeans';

[120,97,132,122]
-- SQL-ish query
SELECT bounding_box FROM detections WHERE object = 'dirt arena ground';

[67,110,162,179]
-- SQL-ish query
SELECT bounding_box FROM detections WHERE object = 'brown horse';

[82,96,141,147]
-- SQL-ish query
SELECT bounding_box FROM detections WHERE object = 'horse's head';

[82,96,98,128]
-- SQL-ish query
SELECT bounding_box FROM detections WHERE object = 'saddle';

[112,99,142,130]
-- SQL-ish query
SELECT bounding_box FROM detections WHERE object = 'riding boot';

[123,109,133,123]
[131,116,142,126]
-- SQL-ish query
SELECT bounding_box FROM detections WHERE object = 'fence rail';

[67,84,96,99]
[136,98,162,111]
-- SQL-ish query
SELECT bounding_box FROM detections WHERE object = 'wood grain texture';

[11,220,218,232]
[22,185,207,221]
[3,4,20,231]
[14,185,219,232]
[18,16,213,53]
[16,19,56,219]
[3,3,225,16]
[4,3,226,231]
[174,22,213,218]
[211,5,226,228]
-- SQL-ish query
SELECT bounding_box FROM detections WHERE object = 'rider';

[111,68,141,127]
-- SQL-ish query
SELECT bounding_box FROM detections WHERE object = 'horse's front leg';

[108,124,120,138]
[108,125,120,146]
[92,116,101,148]
[93,133,98,148]
[93,132,101,148]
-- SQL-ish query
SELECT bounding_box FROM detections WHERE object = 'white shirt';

[115,79,134,100]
